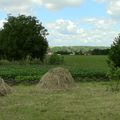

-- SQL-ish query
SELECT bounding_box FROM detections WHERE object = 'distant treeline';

[51,46,110,55]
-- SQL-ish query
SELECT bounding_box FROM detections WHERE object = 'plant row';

[0,65,108,85]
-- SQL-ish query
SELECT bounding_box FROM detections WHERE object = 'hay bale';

[37,67,75,90]
[0,77,11,96]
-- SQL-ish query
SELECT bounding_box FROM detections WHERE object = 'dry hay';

[37,67,75,90]
[0,77,12,96]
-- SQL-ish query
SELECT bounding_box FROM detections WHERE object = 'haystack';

[0,77,11,96]
[37,67,75,90]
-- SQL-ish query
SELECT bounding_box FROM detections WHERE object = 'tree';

[0,15,48,61]
[108,34,120,91]
[108,34,120,68]
[92,48,110,55]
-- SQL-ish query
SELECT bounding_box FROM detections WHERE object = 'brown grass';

[0,77,12,96]
[37,67,75,90]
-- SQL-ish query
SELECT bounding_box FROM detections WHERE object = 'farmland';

[1,55,120,120]
[0,55,109,84]
[64,55,108,71]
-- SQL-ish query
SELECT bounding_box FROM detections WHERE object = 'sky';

[0,0,120,46]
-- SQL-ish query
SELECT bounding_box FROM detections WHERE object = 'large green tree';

[108,34,120,68]
[0,15,48,61]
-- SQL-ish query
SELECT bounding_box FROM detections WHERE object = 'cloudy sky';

[0,0,120,46]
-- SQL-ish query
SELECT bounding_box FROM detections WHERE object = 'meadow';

[0,82,120,120]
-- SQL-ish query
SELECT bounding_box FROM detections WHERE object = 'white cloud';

[95,0,120,18]
[46,18,120,46]
[107,0,120,17]
[41,0,83,10]
[84,18,117,29]
[0,0,84,14]
[47,19,79,35]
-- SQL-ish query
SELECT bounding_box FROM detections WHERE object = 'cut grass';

[0,82,120,120]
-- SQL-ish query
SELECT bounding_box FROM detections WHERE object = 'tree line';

[53,48,110,55]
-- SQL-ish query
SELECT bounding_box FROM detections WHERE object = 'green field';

[0,82,120,120]
[64,55,108,71]
[0,55,109,83]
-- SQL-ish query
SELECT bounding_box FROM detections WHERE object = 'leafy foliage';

[91,49,110,55]
[48,53,64,65]
[107,34,120,91]
[107,67,120,91]
[108,34,120,68]
[0,15,48,61]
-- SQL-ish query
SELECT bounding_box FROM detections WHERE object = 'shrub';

[48,54,64,65]
[107,67,120,91]
[108,34,120,68]
[107,34,120,91]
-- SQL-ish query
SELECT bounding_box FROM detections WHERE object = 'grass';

[0,82,120,120]
[64,55,109,72]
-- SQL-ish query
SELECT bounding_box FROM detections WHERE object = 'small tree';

[48,53,64,65]
[108,34,120,91]
[0,15,48,61]
[108,34,120,68]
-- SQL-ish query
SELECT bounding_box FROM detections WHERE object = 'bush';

[107,34,120,91]
[108,34,120,68]
[48,54,64,65]
[107,67,120,91]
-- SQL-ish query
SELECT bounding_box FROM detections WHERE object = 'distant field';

[64,55,109,72]
[0,82,120,120]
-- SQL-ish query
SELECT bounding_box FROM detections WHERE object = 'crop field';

[0,55,109,84]
[0,82,120,120]
[64,55,108,71]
